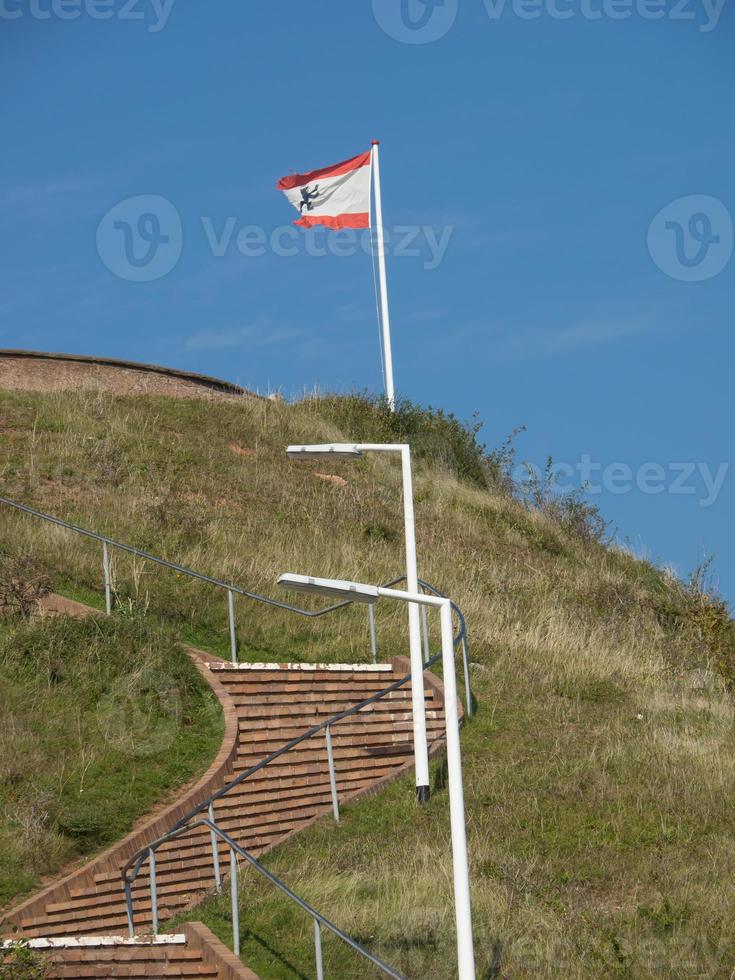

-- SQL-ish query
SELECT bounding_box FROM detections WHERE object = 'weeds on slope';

[1,388,734,976]
[0,614,222,907]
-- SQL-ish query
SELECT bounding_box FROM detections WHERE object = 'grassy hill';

[1,386,734,978]
[0,615,222,907]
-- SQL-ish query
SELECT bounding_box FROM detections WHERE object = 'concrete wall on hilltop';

[0,350,256,401]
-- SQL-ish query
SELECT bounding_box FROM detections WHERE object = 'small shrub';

[313,393,489,488]
[1,943,50,979]
[0,555,51,620]
[363,521,398,543]
[681,559,735,687]
[483,425,526,496]
[520,457,609,545]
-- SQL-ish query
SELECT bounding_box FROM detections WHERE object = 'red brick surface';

[1,616,457,978]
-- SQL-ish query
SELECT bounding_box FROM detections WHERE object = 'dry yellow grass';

[1,387,734,977]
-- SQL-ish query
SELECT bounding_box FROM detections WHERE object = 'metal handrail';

[0,494,395,617]
[121,582,467,977]
[0,493,473,977]
[123,575,464,875]
[0,495,469,670]
[128,818,406,979]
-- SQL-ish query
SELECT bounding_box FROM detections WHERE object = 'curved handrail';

[0,493,471,977]
[121,582,467,978]
[0,494,389,617]
[0,496,466,641]
[128,819,406,980]
[123,577,462,879]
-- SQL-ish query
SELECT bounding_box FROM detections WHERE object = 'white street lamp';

[287,442,430,803]
[277,573,476,980]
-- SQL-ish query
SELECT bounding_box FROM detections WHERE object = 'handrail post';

[368,603,378,664]
[124,879,135,939]
[227,589,238,664]
[230,847,240,956]
[325,724,339,822]
[314,918,324,980]
[148,848,158,935]
[209,802,222,894]
[102,541,112,615]
[461,635,473,718]
[420,604,430,665]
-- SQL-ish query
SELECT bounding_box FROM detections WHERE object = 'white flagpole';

[371,140,396,411]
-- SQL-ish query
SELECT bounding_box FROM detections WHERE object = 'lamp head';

[277,573,379,603]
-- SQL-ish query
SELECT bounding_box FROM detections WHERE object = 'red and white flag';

[276,150,371,229]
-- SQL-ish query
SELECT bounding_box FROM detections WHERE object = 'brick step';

[34,805,361,931]
[26,893,202,935]
[74,805,339,906]
[54,870,221,913]
[19,914,138,938]
[223,682,429,697]
[212,667,395,681]
[242,714,437,737]
[232,704,442,725]
[20,799,371,933]
[215,675,407,692]
[46,963,217,979]
[48,890,208,929]
[98,790,374,884]
[229,753,413,783]
[142,792,370,860]
[248,723,443,748]
[87,800,355,890]
[74,762,420,898]
[5,654,450,956]
[50,968,218,978]
[12,925,252,977]
[224,688,429,705]
[235,738,413,766]
[67,787,347,903]
[44,947,205,965]
[235,725,441,757]
[220,689,411,705]
[202,786,369,828]
[223,696,424,714]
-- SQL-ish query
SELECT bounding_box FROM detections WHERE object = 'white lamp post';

[287,442,430,803]
[277,573,476,980]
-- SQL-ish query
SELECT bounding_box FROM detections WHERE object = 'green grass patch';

[0,614,222,907]
[1,388,734,976]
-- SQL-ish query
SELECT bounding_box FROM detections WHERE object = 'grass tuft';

[0,388,734,976]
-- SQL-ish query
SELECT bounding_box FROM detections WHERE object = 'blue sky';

[1,1,733,600]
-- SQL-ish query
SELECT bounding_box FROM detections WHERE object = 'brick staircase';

[2,926,256,979]
[1,646,453,978]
